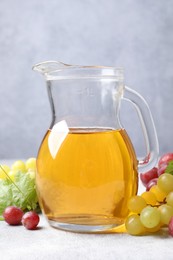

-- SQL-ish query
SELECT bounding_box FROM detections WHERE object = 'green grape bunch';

[126,153,173,236]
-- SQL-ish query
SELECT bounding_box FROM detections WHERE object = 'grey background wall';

[0,0,173,159]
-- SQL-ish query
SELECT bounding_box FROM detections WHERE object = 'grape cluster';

[0,158,36,180]
[0,158,40,230]
[125,153,173,236]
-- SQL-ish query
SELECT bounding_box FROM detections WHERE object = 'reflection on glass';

[48,120,69,158]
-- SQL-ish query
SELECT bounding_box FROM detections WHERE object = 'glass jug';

[33,61,159,233]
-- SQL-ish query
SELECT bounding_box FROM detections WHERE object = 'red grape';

[146,178,158,191]
[22,211,40,230]
[158,163,168,176]
[168,217,173,236]
[3,206,24,225]
[140,167,158,187]
[158,153,173,168]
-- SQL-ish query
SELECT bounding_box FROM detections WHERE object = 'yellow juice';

[36,128,138,229]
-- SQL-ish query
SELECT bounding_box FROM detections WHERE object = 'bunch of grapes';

[0,158,40,230]
[140,153,173,191]
[125,153,173,236]
[0,158,36,180]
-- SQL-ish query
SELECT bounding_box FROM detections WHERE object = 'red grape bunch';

[140,153,173,191]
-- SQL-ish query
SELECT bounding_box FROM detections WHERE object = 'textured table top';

[0,160,171,260]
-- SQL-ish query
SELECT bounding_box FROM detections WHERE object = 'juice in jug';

[36,127,138,230]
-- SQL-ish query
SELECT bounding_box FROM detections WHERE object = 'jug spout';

[32,61,71,75]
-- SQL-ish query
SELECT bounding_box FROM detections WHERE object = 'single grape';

[8,170,17,181]
[158,163,168,176]
[3,206,24,225]
[146,178,158,191]
[22,211,40,230]
[0,165,10,179]
[125,214,145,235]
[157,173,173,195]
[158,153,173,168]
[158,204,173,225]
[11,160,26,173]
[128,195,147,214]
[145,223,161,233]
[168,217,173,236]
[150,185,166,202]
[141,191,157,206]
[140,206,161,228]
[25,158,36,171]
[166,192,173,207]
[140,167,158,187]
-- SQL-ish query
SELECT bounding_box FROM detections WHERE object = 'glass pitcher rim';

[32,61,124,80]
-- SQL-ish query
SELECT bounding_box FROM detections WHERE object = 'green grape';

[166,192,173,207]
[0,165,10,179]
[157,173,173,195]
[125,214,145,235]
[128,195,147,214]
[158,204,173,225]
[140,206,161,228]
[8,170,17,181]
[11,160,26,173]
[145,223,161,233]
[150,185,166,202]
[26,158,36,171]
[141,191,157,206]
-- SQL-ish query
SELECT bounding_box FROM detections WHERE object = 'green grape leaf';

[165,160,173,175]
[0,171,39,216]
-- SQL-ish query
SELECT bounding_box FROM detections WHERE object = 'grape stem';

[0,165,33,209]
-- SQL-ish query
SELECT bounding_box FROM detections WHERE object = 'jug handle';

[123,86,159,172]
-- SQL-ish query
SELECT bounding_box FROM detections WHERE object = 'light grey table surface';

[0,160,171,260]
